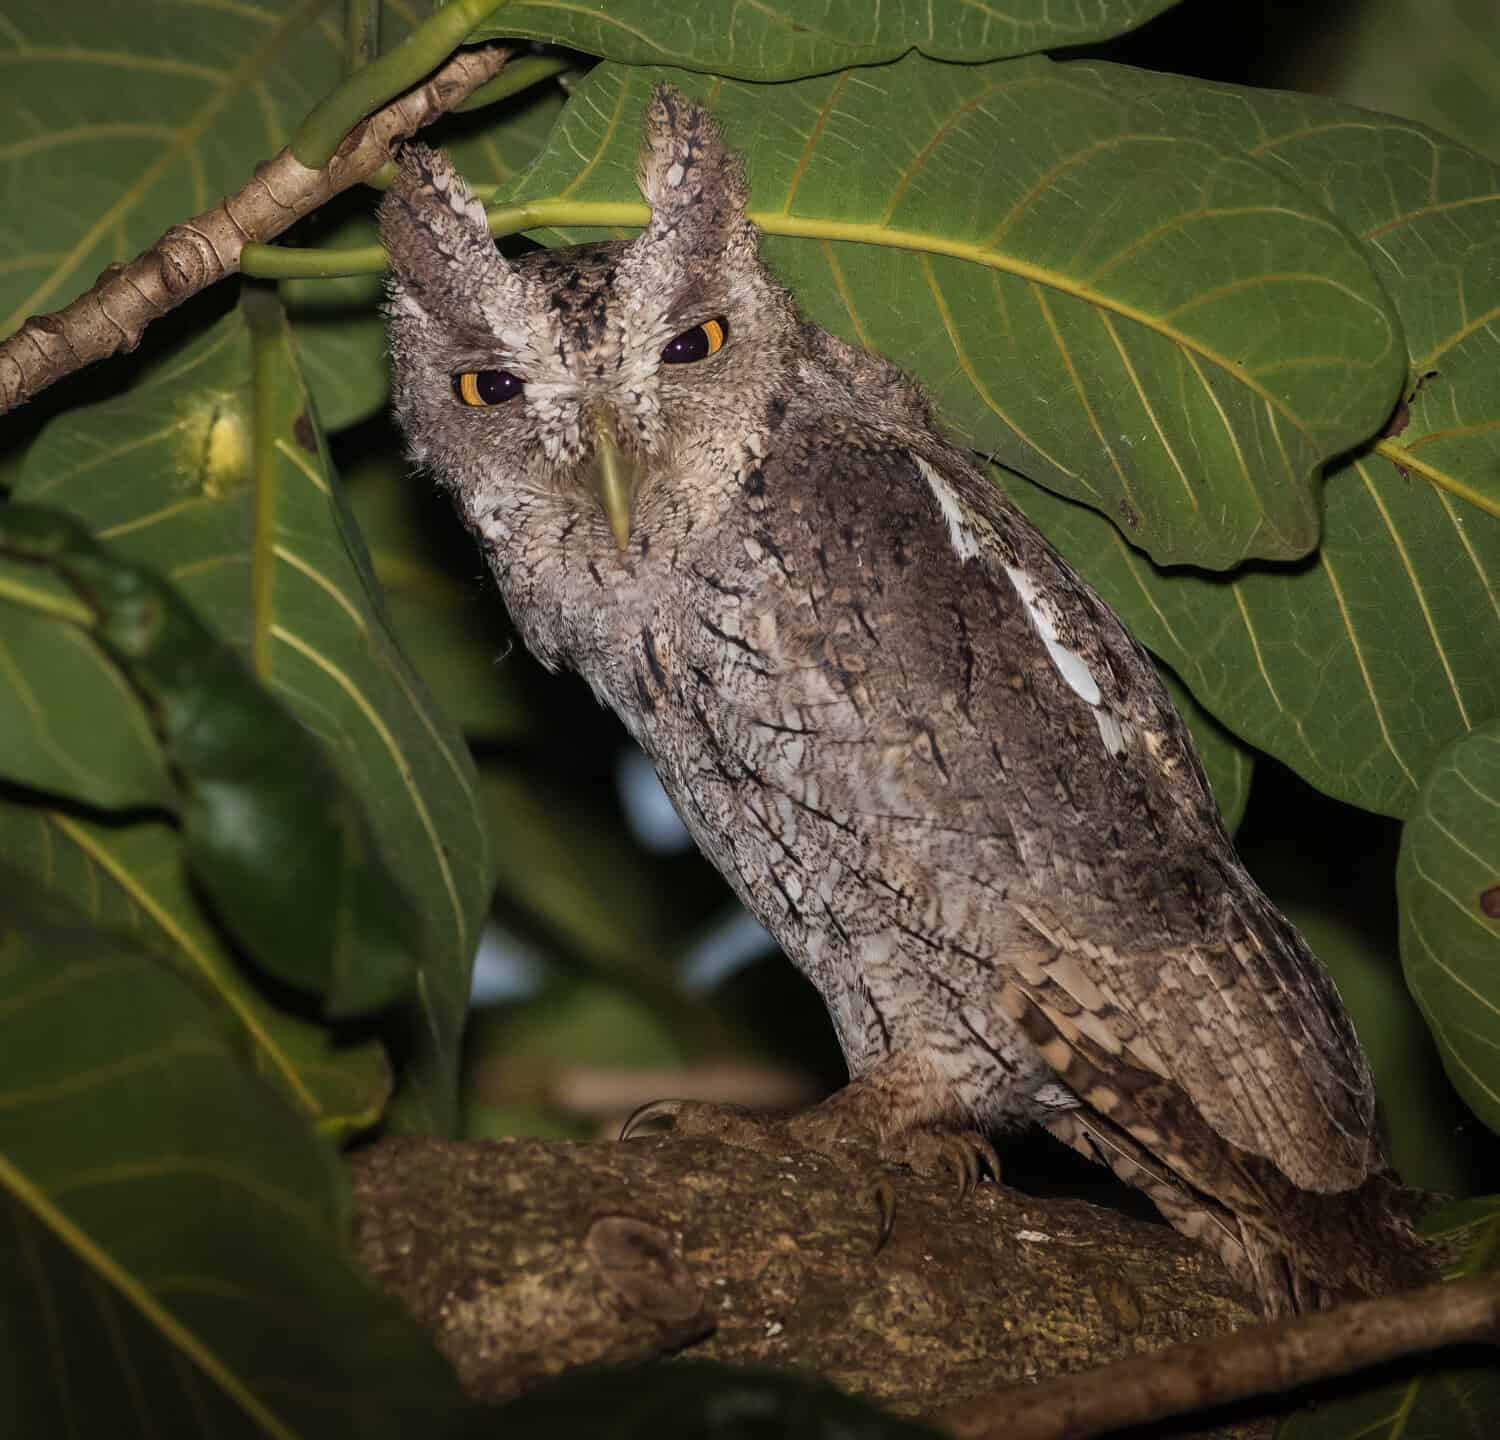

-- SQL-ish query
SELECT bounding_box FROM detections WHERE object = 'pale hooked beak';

[589,407,640,552]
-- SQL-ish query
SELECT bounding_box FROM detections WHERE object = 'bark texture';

[349,1134,1265,1435]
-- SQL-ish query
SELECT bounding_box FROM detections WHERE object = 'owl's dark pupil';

[454,369,523,406]
[661,317,728,365]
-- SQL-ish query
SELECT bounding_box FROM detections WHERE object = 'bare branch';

[0,44,509,419]
[942,1272,1500,1440]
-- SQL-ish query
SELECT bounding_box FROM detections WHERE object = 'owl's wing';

[917,446,1383,1198]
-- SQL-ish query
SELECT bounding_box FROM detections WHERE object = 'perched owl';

[379,88,1426,1316]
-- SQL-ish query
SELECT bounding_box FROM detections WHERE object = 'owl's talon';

[863,1177,898,1253]
[619,1097,686,1142]
[972,1132,1003,1187]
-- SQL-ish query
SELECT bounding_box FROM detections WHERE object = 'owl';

[378,87,1426,1316]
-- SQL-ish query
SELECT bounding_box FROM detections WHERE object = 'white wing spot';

[915,456,980,561]
[1003,563,1102,706]
[915,454,1130,757]
[1094,709,1135,758]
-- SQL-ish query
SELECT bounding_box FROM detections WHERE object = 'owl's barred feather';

[380,87,1428,1316]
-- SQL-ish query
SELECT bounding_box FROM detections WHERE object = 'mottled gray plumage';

[379,88,1424,1315]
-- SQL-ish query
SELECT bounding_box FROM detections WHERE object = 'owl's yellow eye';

[661,317,728,365]
[453,369,524,406]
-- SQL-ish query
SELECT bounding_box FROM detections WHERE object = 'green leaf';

[1277,1195,1500,1439]
[1327,0,1500,163]
[14,297,492,1133]
[0,874,468,1439]
[344,450,538,741]
[471,0,1181,78]
[0,799,392,1134]
[0,555,174,810]
[500,56,1404,567]
[1398,722,1500,1138]
[1010,73,1500,816]
[0,0,350,337]
[0,502,425,1020]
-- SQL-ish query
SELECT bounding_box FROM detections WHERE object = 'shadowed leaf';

[0,557,173,810]
[470,0,1180,79]
[1399,722,1500,1138]
[0,502,424,1020]
[13,297,492,1133]
[0,798,392,1133]
[0,875,467,1439]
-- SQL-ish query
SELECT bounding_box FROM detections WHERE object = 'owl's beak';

[589,408,639,552]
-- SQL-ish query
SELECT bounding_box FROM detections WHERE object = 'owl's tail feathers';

[1045,1111,1434,1318]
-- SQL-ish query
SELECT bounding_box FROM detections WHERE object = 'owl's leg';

[621,1049,1001,1214]
[779,1050,1002,1195]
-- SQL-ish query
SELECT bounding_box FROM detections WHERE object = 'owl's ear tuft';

[379,143,499,295]
[636,85,750,255]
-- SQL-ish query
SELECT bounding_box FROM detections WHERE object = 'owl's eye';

[661,318,728,365]
[453,369,524,406]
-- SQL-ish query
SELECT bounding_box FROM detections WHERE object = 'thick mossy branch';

[349,1134,1265,1436]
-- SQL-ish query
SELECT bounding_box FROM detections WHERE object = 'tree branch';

[351,1135,1486,1440]
[0,44,509,420]
[946,1272,1500,1440]
[349,1135,1265,1435]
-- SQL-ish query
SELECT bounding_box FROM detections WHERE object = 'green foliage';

[468,0,1179,77]
[0,500,423,1020]
[0,877,469,1438]
[3,0,1500,1434]
[507,56,1405,568]
[1400,724,1500,1136]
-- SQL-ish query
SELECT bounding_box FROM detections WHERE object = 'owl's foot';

[620,1094,999,1248]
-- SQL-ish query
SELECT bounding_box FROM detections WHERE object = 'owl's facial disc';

[589,406,639,551]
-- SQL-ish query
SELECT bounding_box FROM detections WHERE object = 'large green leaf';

[0,0,346,338]
[1011,68,1500,817]
[0,800,392,1133]
[1277,1195,1500,1439]
[471,0,1180,78]
[1398,722,1500,1138]
[0,875,468,1439]
[13,297,492,1133]
[498,57,1403,567]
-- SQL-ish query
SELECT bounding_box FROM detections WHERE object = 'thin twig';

[0,45,509,420]
[939,1274,1500,1440]
[294,0,508,167]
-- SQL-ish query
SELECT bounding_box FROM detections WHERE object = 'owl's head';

[379,87,799,558]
